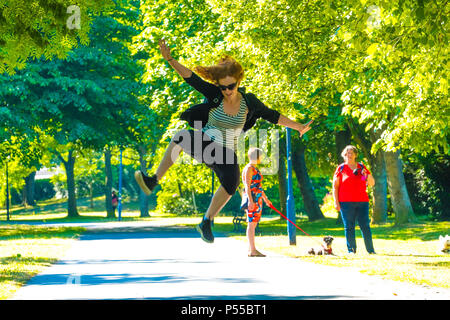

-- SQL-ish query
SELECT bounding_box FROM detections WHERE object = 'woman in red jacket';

[333,145,376,254]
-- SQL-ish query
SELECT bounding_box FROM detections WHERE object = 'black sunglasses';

[218,82,237,91]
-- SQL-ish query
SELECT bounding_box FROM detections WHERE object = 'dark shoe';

[134,170,157,195]
[196,218,214,243]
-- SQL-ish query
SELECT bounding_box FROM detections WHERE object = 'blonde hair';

[341,145,358,159]
[194,55,244,84]
[248,147,264,161]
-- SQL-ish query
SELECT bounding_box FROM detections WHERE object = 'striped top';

[203,97,248,150]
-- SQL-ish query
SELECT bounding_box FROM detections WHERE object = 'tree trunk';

[335,125,352,164]
[104,148,115,218]
[59,150,79,218]
[89,181,94,208]
[22,171,36,207]
[371,150,388,224]
[384,149,416,225]
[191,189,198,213]
[277,136,287,219]
[177,182,184,198]
[291,137,324,221]
[347,119,388,224]
[138,145,150,217]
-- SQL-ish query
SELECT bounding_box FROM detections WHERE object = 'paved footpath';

[11,221,450,300]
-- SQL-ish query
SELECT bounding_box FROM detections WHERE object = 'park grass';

[1,197,449,297]
[0,224,85,299]
[228,217,450,289]
[173,214,450,289]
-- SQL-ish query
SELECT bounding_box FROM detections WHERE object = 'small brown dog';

[308,236,334,255]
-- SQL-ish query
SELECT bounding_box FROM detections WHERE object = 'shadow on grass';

[0,195,157,220]
[0,255,55,265]
[0,225,85,240]
[370,222,450,241]
[223,217,449,243]
[415,261,450,268]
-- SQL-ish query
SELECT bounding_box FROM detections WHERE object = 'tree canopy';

[1,0,448,222]
[0,0,114,74]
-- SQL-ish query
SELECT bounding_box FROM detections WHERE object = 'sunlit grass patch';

[232,218,450,288]
[0,225,84,300]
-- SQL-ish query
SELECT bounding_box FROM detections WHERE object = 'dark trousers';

[339,202,375,253]
[173,129,240,196]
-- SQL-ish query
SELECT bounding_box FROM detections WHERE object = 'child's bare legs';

[247,221,258,254]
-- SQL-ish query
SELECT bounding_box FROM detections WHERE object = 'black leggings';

[172,129,240,196]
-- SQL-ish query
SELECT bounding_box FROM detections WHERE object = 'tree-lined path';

[1,0,448,305]
[11,222,449,300]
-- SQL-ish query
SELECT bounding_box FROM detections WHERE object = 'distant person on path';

[135,39,313,243]
[242,147,272,257]
[332,145,376,254]
[112,191,118,215]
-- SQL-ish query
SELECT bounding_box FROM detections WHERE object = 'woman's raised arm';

[277,115,313,137]
[159,39,192,79]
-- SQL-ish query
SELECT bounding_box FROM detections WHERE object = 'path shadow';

[57,258,216,265]
[26,271,263,286]
[81,225,226,240]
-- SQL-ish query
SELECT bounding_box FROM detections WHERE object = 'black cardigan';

[180,72,280,132]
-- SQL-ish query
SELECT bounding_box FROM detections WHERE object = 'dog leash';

[267,203,326,249]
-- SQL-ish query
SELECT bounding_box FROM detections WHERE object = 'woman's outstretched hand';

[158,39,192,78]
[159,39,172,61]
[297,119,313,137]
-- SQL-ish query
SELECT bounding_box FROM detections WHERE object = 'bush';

[404,153,450,221]
[222,191,243,215]
[34,179,56,201]
[156,189,197,215]
[320,193,337,217]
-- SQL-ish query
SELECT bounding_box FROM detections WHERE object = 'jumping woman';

[135,39,313,243]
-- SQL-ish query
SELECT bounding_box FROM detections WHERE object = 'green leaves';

[0,0,148,162]
[0,0,114,74]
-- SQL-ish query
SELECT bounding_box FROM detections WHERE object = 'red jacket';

[334,163,370,202]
